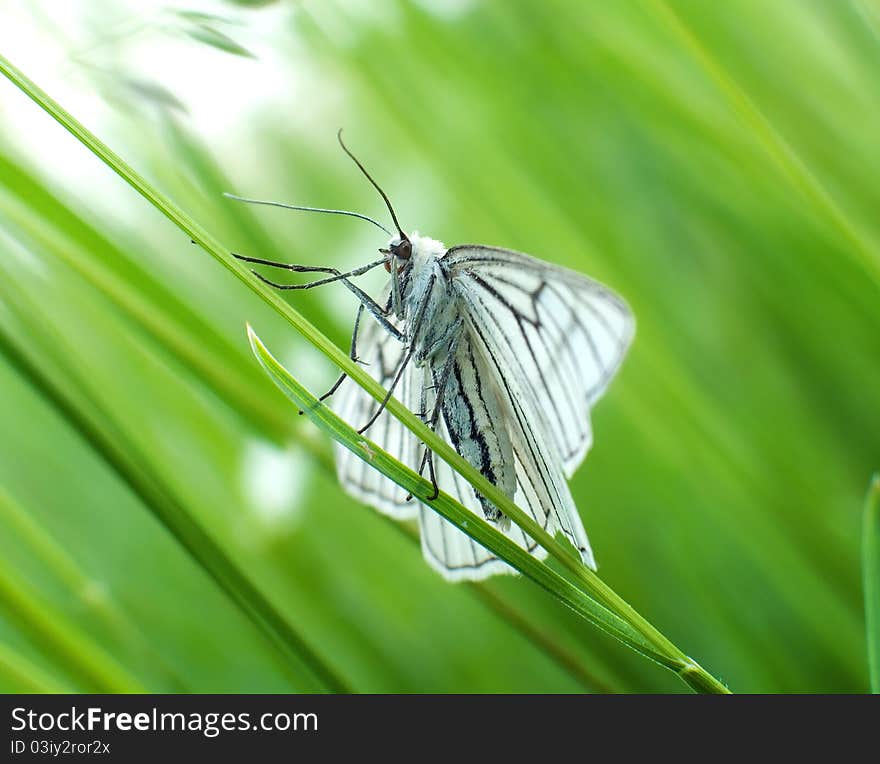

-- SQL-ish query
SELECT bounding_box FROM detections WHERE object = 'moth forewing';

[446,245,635,478]
[330,234,628,579]
[435,329,517,525]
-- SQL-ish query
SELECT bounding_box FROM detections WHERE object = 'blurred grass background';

[0,0,878,693]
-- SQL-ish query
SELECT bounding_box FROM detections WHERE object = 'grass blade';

[0,487,188,690]
[0,563,145,693]
[648,0,880,287]
[0,50,728,693]
[0,190,292,443]
[0,279,348,694]
[0,50,634,614]
[248,325,730,693]
[0,643,75,693]
[865,473,880,693]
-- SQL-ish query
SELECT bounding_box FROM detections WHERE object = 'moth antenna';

[223,193,392,235]
[337,129,407,241]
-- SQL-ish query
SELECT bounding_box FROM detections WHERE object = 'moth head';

[380,235,412,273]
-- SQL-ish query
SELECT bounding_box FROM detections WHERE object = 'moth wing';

[333,317,523,575]
[418,331,594,581]
[418,402,551,582]
[444,245,634,477]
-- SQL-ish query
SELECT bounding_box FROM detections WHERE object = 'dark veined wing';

[333,297,592,579]
[333,313,550,578]
[443,245,634,477]
[333,298,422,520]
[418,330,594,581]
[417,414,533,581]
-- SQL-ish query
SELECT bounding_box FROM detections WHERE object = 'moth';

[229,132,634,581]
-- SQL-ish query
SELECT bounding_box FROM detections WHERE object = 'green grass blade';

[0,194,292,443]
[380,518,618,692]
[648,0,880,287]
[0,50,728,693]
[0,643,75,693]
[0,50,610,609]
[865,473,880,693]
[0,563,145,693]
[463,582,615,693]
[248,325,730,693]
[0,487,187,690]
[0,281,348,694]
[1,123,621,693]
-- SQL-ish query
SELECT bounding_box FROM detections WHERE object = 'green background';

[0,0,878,693]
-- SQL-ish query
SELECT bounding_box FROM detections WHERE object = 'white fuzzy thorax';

[401,232,447,268]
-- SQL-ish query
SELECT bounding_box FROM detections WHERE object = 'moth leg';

[299,303,366,414]
[326,302,366,391]
[405,446,440,502]
[406,367,436,501]
[425,450,439,501]
[423,330,463,429]
[233,252,405,341]
[357,342,417,435]
[232,253,385,283]
[357,278,435,434]
[405,330,463,502]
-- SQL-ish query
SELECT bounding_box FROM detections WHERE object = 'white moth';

[229,133,634,581]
